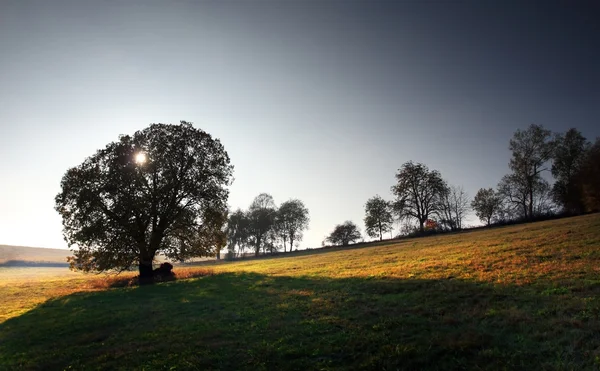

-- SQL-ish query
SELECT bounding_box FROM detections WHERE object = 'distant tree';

[497,173,553,220]
[391,161,447,233]
[506,124,554,219]
[55,122,233,280]
[326,221,362,246]
[439,185,470,230]
[471,188,502,226]
[276,199,310,252]
[364,195,393,240]
[226,209,250,258]
[551,128,590,213]
[247,193,277,256]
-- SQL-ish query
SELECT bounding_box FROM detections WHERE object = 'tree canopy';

[391,161,447,232]
[505,124,554,219]
[276,199,310,252]
[364,195,393,241]
[551,128,590,213]
[471,188,502,226]
[55,121,233,279]
[247,193,277,256]
[326,221,362,246]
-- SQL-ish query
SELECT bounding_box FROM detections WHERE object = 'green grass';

[1,214,600,370]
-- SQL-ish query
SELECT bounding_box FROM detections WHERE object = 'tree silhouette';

[247,193,277,256]
[55,121,233,279]
[391,161,447,233]
[551,128,590,213]
[326,221,362,246]
[226,208,250,258]
[579,138,600,212]
[364,195,393,241]
[276,199,310,252]
[506,124,554,219]
[439,185,470,231]
[471,188,502,226]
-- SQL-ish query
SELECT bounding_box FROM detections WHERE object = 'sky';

[0,0,599,250]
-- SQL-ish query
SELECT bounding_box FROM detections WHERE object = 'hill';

[1,214,599,370]
[0,245,70,266]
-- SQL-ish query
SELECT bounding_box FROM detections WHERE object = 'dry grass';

[1,214,599,370]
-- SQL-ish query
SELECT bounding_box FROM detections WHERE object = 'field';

[0,245,70,265]
[1,214,600,370]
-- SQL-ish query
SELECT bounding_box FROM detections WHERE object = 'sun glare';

[135,152,147,164]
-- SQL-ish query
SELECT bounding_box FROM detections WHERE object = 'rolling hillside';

[0,245,70,266]
[1,214,599,370]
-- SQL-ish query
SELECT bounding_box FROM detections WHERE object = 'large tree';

[247,193,277,256]
[551,128,590,213]
[507,124,554,219]
[471,188,502,226]
[326,221,362,246]
[55,121,233,279]
[364,195,393,240]
[276,199,310,252]
[391,161,447,233]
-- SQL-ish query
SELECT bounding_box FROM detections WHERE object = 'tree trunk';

[528,189,534,219]
[139,258,154,284]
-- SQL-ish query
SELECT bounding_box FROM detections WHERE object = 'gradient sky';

[1,0,599,250]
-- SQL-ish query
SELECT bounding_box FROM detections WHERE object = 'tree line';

[225,194,309,258]
[54,121,599,279]
[351,125,600,243]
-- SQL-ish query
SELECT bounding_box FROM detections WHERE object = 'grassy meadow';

[1,214,600,370]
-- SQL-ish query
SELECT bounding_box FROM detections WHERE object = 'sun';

[135,152,147,164]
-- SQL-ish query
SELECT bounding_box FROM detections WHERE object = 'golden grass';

[1,214,598,324]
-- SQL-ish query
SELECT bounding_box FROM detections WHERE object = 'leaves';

[55,121,233,273]
[326,221,361,246]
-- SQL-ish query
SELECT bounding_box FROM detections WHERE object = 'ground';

[1,214,599,370]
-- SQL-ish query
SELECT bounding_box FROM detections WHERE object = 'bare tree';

[439,185,470,230]
[391,161,447,233]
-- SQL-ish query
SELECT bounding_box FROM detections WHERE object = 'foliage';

[364,195,393,240]
[551,128,590,213]
[471,188,503,225]
[505,124,554,219]
[226,209,250,258]
[579,138,600,212]
[247,193,277,256]
[275,199,310,252]
[391,161,447,232]
[54,121,233,278]
[326,221,362,246]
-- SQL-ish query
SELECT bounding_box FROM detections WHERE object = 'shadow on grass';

[1,273,599,370]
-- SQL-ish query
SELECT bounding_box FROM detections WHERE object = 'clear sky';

[1,0,598,250]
